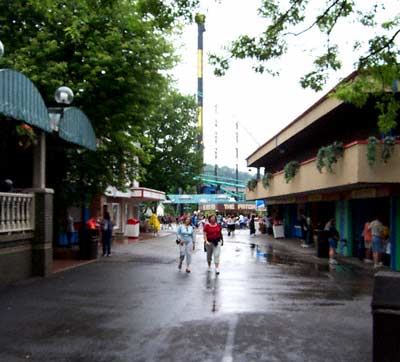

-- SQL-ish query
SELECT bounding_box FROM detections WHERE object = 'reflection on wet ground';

[201,235,374,315]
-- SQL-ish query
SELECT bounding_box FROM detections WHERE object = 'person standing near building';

[368,216,384,268]
[176,216,196,273]
[325,218,339,265]
[204,214,224,275]
[66,213,75,248]
[249,215,256,237]
[362,221,373,263]
[101,211,113,257]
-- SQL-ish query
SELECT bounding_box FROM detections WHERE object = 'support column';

[390,196,400,271]
[33,132,46,189]
[335,200,352,256]
[32,188,54,276]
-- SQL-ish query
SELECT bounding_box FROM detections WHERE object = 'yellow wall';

[247,143,400,201]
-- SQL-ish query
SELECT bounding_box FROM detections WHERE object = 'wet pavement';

[0,229,374,362]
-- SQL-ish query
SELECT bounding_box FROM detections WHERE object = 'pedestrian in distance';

[368,215,384,268]
[249,215,256,237]
[204,214,224,275]
[176,216,196,273]
[325,218,339,265]
[66,212,75,248]
[227,215,236,237]
[101,211,114,257]
[362,220,373,263]
[148,213,160,236]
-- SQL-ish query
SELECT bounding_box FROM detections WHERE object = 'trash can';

[315,229,329,258]
[371,271,400,362]
[79,229,99,260]
[126,218,140,238]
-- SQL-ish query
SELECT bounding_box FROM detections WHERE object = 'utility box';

[371,271,400,362]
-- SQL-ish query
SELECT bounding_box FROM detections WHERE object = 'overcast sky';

[172,0,397,172]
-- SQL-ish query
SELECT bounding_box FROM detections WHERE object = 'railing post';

[31,188,53,277]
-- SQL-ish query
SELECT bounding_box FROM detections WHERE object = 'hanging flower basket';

[247,178,258,191]
[315,141,344,173]
[262,172,272,189]
[284,161,299,183]
[16,123,37,149]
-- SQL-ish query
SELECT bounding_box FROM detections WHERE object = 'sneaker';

[207,265,211,272]
[178,261,182,271]
[378,262,383,266]
[215,268,220,275]
[102,253,106,257]
[329,258,338,265]
[364,259,373,263]
[107,253,111,257]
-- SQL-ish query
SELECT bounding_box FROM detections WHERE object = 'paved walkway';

[1,227,375,362]
[53,227,384,276]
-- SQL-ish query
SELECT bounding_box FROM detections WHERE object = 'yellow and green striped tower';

[195,13,206,155]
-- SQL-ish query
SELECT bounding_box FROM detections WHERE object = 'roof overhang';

[246,72,358,167]
[0,69,51,132]
[105,186,165,202]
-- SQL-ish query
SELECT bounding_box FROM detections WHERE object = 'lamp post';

[33,86,73,189]
[0,40,4,59]
[49,86,74,132]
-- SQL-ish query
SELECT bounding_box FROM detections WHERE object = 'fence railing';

[0,192,34,233]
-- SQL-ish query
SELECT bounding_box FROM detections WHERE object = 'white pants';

[206,243,221,265]
[179,242,193,265]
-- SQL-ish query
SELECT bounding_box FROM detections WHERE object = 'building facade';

[246,73,400,271]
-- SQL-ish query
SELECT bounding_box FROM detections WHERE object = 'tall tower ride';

[195,13,205,157]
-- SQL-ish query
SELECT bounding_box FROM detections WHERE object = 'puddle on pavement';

[249,244,361,275]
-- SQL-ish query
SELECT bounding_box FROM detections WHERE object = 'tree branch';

[359,28,400,67]
[283,0,345,37]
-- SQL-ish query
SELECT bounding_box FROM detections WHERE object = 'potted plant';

[16,123,37,149]
[367,136,378,166]
[262,172,272,189]
[315,141,344,173]
[284,161,299,183]
[247,178,258,191]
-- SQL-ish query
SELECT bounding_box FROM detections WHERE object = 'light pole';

[0,40,4,59]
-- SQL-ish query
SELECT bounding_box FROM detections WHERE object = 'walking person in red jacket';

[203,214,224,275]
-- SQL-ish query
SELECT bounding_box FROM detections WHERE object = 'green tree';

[210,1,400,133]
[142,89,203,193]
[0,0,199,202]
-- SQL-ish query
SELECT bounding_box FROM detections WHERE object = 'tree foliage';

[0,0,199,202]
[141,89,202,193]
[210,0,400,133]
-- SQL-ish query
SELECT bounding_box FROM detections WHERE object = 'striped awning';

[57,107,96,151]
[0,69,51,132]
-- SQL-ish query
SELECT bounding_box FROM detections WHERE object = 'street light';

[0,40,4,58]
[55,86,74,105]
[49,86,74,131]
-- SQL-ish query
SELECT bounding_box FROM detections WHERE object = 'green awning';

[58,107,96,151]
[0,69,51,132]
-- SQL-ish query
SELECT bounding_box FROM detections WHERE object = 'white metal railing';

[0,192,34,233]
